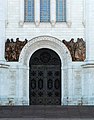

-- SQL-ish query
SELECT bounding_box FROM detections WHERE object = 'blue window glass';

[24,0,34,22]
[56,0,66,22]
[40,0,50,22]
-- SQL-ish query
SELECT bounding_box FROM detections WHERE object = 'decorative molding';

[50,0,56,26]
[62,38,86,61]
[19,36,72,66]
[5,38,28,61]
[0,64,9,68]
[66,0,71,27]
[19,21,24,27]
[82,63,94,68]
[35,0,40,26]
[82,0,85,27]
[5,0,8,27]
[35,20,40,26]
[19,0,24,26]
[82,21,85,28]
[51,20,56,27]
[5,20,8,27]
[66,21,72,28]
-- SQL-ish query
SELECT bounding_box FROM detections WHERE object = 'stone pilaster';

[85,0,94,63]
[35,0,40,26]
[82,0,94,105]
[0,1,6,62]
[50,0,56,26]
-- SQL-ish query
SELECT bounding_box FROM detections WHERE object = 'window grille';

[56,0,66,22]
[40,0,50,22]
[24,0,34,22]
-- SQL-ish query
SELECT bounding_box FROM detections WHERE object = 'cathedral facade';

[0,0,94,105]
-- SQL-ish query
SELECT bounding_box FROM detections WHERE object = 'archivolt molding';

[19,36,72,66]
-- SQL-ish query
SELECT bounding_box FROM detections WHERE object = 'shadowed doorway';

[29,48,61,105]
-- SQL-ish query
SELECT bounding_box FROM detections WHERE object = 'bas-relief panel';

[5,38,28,61]
[5,37,85,62]
[62,38,85,61]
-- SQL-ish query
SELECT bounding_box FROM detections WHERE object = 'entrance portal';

[29,48,61,105]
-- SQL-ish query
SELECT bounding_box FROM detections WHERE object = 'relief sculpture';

[62,38,86,61]
[5,37,85,62]
[5,38,28,61]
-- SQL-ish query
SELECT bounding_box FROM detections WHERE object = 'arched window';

[56,0,66,22]
[24,0,34,22]
[40,0,50,22]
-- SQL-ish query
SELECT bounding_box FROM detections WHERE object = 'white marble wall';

[85,0,94,62]
[0,60,94,105]
[6,0,84,40]
[0,61,84,105]
[1,0,94,106]
[0,1,6,61]
[0,63,29,105]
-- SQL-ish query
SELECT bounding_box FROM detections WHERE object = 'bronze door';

[29,48,61,105]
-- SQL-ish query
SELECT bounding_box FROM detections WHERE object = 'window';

[40,0,50,22]
[56,0,66,22]
[23,0,68,24]
[24,0,34,22]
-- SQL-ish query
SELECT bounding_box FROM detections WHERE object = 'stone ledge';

[82,63,94,68]
[0,64,10,68]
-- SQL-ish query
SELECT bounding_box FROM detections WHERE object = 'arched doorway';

[29,48,61,105]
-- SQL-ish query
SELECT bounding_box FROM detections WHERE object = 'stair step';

[0,106,94,118]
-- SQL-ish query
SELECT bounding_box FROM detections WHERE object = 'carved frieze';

[5,38,28,61]
[5,37,85,62]
[62,38,86,61]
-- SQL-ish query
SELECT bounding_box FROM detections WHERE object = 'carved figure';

[62,38,86,61]
[5,38,28,61]
[5,37,85,62]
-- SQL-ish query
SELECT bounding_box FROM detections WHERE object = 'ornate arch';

[19,36,72,66]
[19,36,72,105]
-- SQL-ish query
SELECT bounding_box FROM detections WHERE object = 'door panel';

[29,48,61,105]
[30,65,61,105]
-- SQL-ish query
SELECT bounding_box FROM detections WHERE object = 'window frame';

[56,0,66,22]
[40,0,50,22]
[19,0,71,27]
[24,0,35,22]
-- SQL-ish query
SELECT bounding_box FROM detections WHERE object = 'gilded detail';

[5,38,28,61]
[62,38,86,61]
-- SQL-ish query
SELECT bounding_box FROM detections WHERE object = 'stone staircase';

[0,105,94,118]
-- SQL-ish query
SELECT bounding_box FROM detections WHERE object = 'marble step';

[0,106,94,118]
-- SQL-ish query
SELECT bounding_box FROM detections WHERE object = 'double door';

[29,65,61,105]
